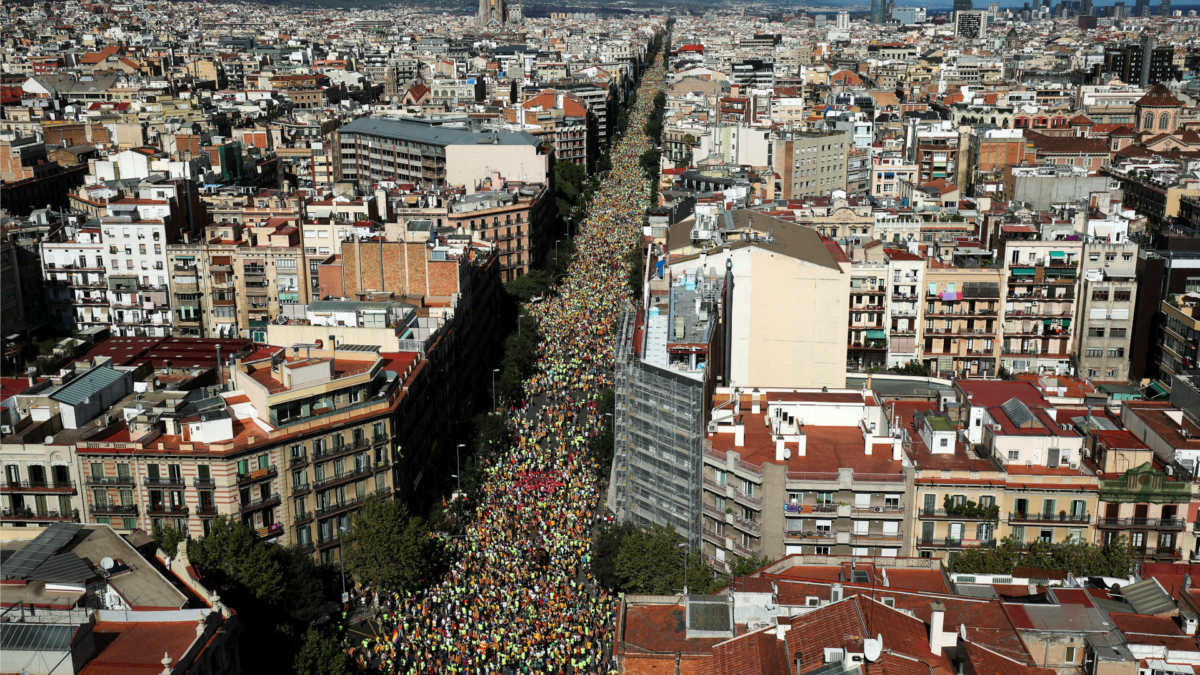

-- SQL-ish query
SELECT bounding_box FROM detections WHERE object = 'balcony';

[1,509,80,523]
[147,503,190,516]
[1138,546,1181,560]
[313,488,389,519]
[254,523,284,540]
[1096,516,1185,530]
[851,505,905,517]
[291,481,312,495]
[239,493,281,513]
[312,464,373,490]
[289,453,309,468]
[784,530,837,543]
[312,439,370,461]
[86,476,136,487]
[237,464,278,484]
[915,538,997,549]
[144,476,186,487]
[918,508,998,521]
[294,510,313,525]
[193,477,215,488]
[196,503,218,515]
[732,516,761,535]
[90,503,138,516]
[1,480,76,494]
[1008,512,1089,525]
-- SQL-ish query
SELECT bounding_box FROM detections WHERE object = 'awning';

[1043,319,1053,325]
[249,320,267,328]
[1147,382,1169,399]
[1011,268,1035,276]
[1001,225,1038,234]
[1062,319,1071,327]
[1049,251,1065,258]
[866,330,886,339]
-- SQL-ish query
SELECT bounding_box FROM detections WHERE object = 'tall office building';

[871,0,887,24]
[836,10,850,28]
[955,9,987,38]
[954,0,974,15]
[1159,0,1170,14]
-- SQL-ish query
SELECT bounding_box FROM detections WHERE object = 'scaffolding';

[609,308,704,549]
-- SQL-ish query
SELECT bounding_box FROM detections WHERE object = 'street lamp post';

[555,239,561,267]
[678,542,689,595]
[339,525,350,598]
[491,368,500,412]
[456,443,464,494]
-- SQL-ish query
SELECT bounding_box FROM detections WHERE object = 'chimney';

[775,436,788,461]
[893,436,903,461]
[795,432,806,456]
[735,422,745,447]
[734,389,741,416]
[751,388,761,414]
[929,602,946,655]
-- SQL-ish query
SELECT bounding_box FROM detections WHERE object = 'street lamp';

[678,542,689,595]
[339,524,350,599]
[555,239,561,267]
[491,368,500,412]
[456,443,465,494]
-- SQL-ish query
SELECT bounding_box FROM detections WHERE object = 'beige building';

[922,261,1004,378]
[1001,239,1083,375]
[666,210,849,389]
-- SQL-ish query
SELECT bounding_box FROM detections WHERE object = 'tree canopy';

[341,497,432,591]
[950,535,1136,578]
[294,628,352,675]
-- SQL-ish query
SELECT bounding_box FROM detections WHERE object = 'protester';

[333,54,667,675]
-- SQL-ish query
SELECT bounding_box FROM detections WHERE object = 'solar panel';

[1000,397,1035,429]
[2,523,84,580]
[0,623,78,651]
[26,551,96,584]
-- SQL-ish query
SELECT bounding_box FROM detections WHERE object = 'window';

[816,492,834,505]
[1064,647,1076,663]
[1088,327,1105,338]
[741,479,755,496]
[1114,290,1131,302]
[1007,450,1020,460]
[1092,290,1109,301]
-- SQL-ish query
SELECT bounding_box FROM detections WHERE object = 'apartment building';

[774,128,851,199]
[1001,240,1083,376]
[956,380,1099,547]
[64,346,401,562]
[906,121,961,185]
[1154,293,1200,392]
[167,221,310,340]
[1075,242,1138,381]
[846,243,890,373]
[922,260,1004,378]
[870,152,918,201]
[701,387,907,566]
[334,116,549,193]
[888,249,925,368]
[1093,429,1189,562]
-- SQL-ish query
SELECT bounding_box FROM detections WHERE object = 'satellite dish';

[44,435,55,444]
[82,396,90,405]
[100,557,115,571]
[863,634,883,662]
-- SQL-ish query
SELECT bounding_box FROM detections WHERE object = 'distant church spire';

[478,0,508,26]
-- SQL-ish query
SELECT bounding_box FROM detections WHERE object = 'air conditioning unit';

[873,506,884,513]
[0,425,12,435]
[1069,461,1079,470]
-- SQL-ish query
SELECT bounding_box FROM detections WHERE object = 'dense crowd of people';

[334,51,667,674]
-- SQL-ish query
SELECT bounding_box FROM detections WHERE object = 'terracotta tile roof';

[1135,84,1183,108]
[963,640,1056,675]
[699,627,791,675]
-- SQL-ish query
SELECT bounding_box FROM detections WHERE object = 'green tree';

[294,628,352,675]
[889,361,930,376]
[275,544,327,624]
[152,522,188,556]
[592,521,637,592]
[588,388,615,478]
[187,516,284,602]
[554,161,586,224]
[639,148,661,179]
[627,243,645,302]
[723,554,774,581]
[614,523,686,594]
[505,269,552,303]
[950,535,1135,578]
[341,497,431,591]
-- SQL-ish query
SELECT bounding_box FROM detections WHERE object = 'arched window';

[1144,112,1154,129]
[1160,112,1171,130]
